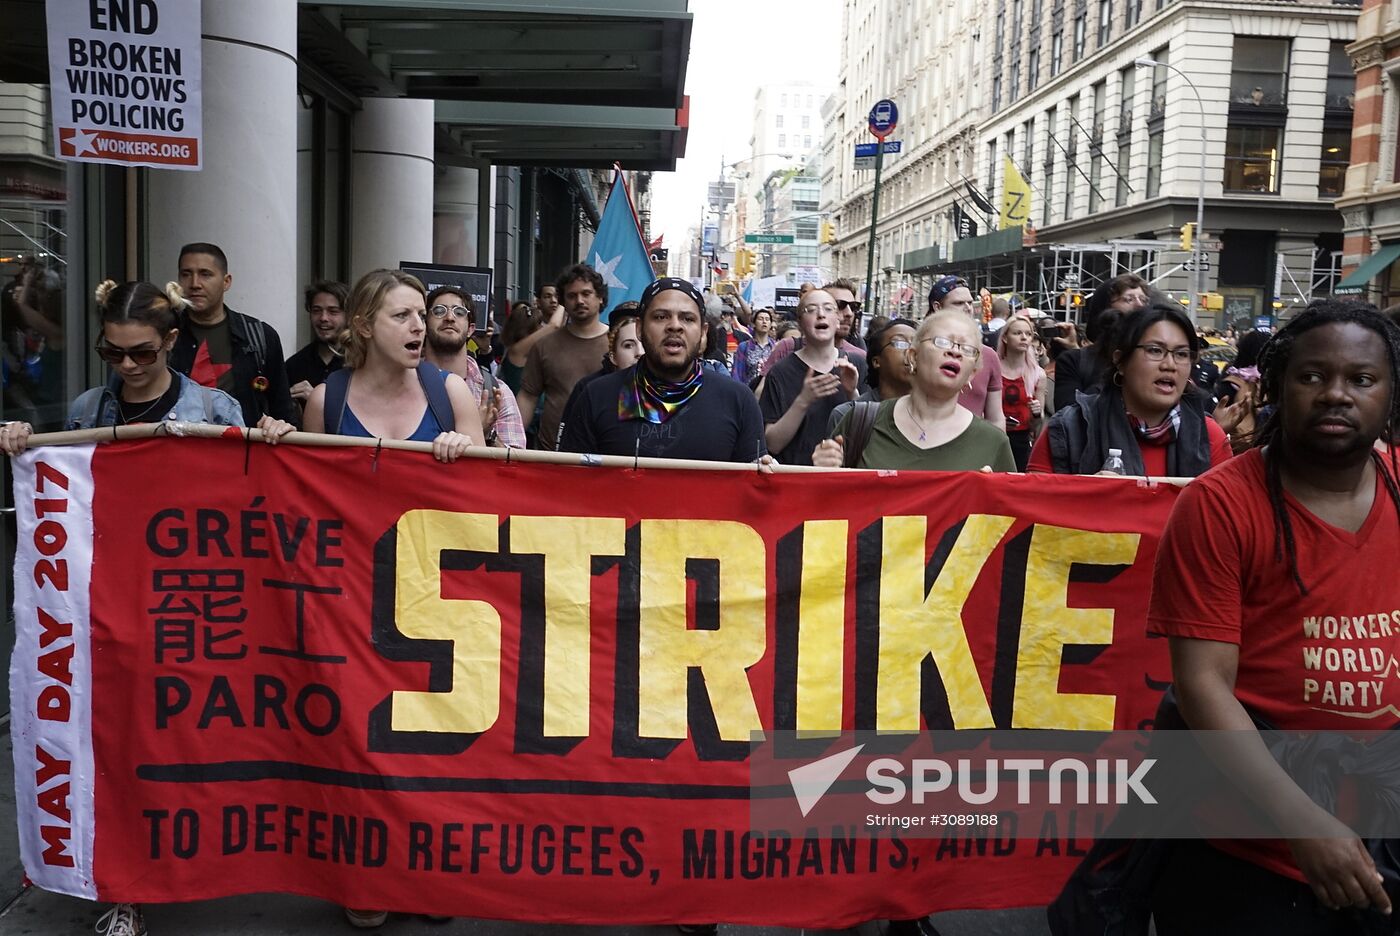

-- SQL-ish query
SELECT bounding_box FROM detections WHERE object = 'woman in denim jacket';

[0,279,291,457]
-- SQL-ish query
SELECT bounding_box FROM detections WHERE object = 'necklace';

[903,397,934,442]
[119,379,172,425]
[119,391,168,425]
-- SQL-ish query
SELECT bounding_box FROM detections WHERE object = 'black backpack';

[321,361,455,435]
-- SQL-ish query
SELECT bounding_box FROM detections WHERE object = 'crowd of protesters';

[3,244,1400,936]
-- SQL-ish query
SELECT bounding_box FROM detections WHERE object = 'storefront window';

[0,83,84,431]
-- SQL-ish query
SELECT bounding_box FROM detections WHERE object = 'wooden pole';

[20,423,839,474]
[17,423,1193,485]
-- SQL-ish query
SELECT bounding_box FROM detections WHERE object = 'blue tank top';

[338,403,445,442]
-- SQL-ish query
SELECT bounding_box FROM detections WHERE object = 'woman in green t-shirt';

[813,309,1016,472]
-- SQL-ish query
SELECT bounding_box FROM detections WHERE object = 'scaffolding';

[1034,239,1167,319]
[1274,245,1343,310]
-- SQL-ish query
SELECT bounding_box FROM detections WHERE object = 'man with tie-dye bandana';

[557,277,766,463]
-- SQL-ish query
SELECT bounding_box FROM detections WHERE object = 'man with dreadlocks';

[1146,299,1400,932]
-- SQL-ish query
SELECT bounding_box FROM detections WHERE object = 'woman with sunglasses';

[0,280,295,456]
[1028,304,1231,476]
[813,310,1015,471]
[0,278,292,936]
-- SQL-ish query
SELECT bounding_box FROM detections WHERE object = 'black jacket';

[1053,346,1105,413]
[1044,385,1214,477]
[169,307,297,426]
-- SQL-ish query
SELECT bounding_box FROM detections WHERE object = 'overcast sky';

[649,0,841,254]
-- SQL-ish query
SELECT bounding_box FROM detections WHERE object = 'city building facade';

[825,0,989,313]
[824,0,1357,324]
[0,0,690,433]
[1335,0,1400,305]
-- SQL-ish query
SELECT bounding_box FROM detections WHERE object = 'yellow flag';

[1000,155,1031,229]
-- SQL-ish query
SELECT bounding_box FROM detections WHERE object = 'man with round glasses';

[422,285,525,448]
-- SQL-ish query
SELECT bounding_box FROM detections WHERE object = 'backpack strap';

[239,313,267,374]
[416,361,456,432]
[842,400,880,469]
[321,368,352,435]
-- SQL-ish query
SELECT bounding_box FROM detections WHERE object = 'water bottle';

[1100,448,1127,475]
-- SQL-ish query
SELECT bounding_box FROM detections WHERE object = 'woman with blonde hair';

[997,313,1045,470]
[814,309,1015,471]
[302,269,480,469]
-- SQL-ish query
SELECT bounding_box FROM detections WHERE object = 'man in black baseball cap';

[557,278,766,462]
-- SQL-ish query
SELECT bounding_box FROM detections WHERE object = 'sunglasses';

[95,341,161,366]
[836,299,863,314]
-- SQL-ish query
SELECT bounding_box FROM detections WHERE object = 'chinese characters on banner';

[46,0,202,170]
[11,439,1181,926]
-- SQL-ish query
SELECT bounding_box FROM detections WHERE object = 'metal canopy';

[300,0,692,169]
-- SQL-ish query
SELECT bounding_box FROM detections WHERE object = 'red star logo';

[190,341,232,387]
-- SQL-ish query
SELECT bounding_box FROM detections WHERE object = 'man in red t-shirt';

[1148,301,1400,932]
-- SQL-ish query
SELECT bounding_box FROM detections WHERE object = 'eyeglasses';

[836,299,863,314]
[1136,344,1193,365]
[922,335,981,357]
[95,342,160,366]
[429,304,472,320]
[883,337,913,352]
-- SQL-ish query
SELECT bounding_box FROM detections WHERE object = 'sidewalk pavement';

[0,733,1047,935]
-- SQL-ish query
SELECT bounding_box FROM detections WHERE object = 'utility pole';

[863,143,884,316]
[863,99,898,319]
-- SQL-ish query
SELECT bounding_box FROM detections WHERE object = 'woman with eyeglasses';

[826,317,918,436]
[0,280,295,457]
[997,314,1045,471]
[1028,304,1232,476]
[813,311,1015,471]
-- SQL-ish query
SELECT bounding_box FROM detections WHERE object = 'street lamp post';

[1134,57,1206,325]
[710,152,794,288]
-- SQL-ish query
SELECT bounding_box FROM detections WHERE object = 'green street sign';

[745,233,795,244]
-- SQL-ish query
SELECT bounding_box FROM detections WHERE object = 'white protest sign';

[47,0,202,170]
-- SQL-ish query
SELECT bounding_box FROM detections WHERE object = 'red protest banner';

[11,437,1181,927]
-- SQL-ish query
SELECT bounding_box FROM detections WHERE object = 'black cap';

[639,277,705,314]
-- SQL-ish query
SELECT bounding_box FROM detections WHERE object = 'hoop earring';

[1112,371,1125,388]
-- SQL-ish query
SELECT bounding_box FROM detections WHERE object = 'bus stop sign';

[869,99,898,140]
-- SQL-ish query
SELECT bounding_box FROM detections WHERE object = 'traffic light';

[734,248,754,277]
[820,221,836,244]
[1180,222,1194,252]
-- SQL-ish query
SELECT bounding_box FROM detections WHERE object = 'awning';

[901,245,944,274]
[1334,242,1400,294]
[299,0,693,170]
